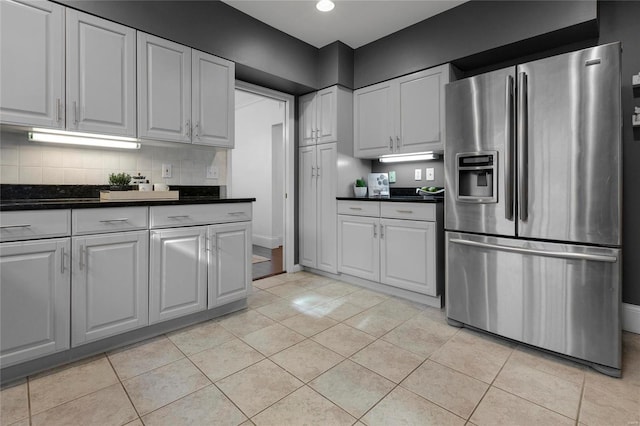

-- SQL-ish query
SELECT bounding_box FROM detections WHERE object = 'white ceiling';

[221,0,467,49]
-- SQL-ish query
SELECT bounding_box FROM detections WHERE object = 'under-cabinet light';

[28,130,141,150]
[316,0,335,12]
[378,152,440,163]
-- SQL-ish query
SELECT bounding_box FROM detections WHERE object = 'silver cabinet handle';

[373,223,377,238]
[449,238,618,263]
[315,128,320,141]
[79,245,85,270]
[316,166,320,177]
[73,101,79,126]
[167,215,190,219]
[389,136,393,150]
[56,98,62,122]
[311,166,315,178]
[99,218,128,223]
[396,210,413,214]
[349,207,362,211]
[396,135,401,148]
[205,234,210,252]
[505,75,515,221]
[0,224,31,229]
[195,121,200,138]
[518,72,528,221]
[186,120,191,138]
[380,224,384,239]
[227,211,245,215]
[60,247,66,274]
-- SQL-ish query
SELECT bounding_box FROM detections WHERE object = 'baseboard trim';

[623,303,640,334]
[253,234,282,249]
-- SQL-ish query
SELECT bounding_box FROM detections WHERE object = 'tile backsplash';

[0,130,227,186]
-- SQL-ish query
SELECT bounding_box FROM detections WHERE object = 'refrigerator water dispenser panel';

[456,151,498,203]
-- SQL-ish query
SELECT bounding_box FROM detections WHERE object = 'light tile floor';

[2,271,639,426]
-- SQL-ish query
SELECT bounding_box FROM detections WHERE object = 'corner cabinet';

[354,64,452,158]
[300,85,353,148]
[138,32,235,147]
[0,0,65,128]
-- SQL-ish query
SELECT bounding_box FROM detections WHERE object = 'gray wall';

[317,42,354,90]
[598,1,640,305]
[354,0,597,89]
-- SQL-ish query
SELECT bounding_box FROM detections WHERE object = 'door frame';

[231,80,297,273]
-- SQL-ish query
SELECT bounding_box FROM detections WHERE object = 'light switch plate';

[426,168,435,181]
[414,169,422,180]
[389,171,396,183]
[206,166,219,179]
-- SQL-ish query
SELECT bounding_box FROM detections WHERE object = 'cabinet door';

[0,0,64,128]
[0,238,70,367]
[72,231,148,345]
[337,215,379,281]
[396,66,448,153]
[298,146,317,268]
[192,50,235,147]
[316,143,337,273]
[149,227,207,323]
[66,9,136,136]
[138,32,192,143]
[354,81,394,158]
[208,222,250,308]
[316,86,337,144]
[380,218,436,296]
[299,92,317,146]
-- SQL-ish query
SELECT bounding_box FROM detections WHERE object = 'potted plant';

[108,172,132,191]
[354,178,367,198]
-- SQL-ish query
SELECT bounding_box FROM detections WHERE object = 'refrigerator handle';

[517,71,528,221]
[449,239,618,263]
[505,75,515,220]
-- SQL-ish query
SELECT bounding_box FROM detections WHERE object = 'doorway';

[231,83,294,280]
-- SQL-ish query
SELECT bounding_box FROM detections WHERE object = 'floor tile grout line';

[26,376,32,426]
[105,352,143,422]
[575,373,586,426]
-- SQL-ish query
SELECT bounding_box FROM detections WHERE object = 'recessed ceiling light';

[316,0,335,12]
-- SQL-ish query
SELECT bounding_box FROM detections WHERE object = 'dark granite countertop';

[337,196,443,203]
[0,185,255,211]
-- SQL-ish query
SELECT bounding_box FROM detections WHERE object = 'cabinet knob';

[389,136,393,150]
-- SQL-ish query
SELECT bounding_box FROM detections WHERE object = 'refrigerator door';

[517,42,621,245]
[446,231,621,372]
[445,67,516,236]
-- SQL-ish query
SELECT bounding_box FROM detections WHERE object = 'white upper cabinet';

[353,81,394,158]
[66,9,136,137]
[192,50,235,147]
[354,64,451,158]
[0,0,64,128]
[138,32,235,146]
[138,32,192,143]
[299,85,352,148]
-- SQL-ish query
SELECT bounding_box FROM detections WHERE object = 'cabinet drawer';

[150,203,252,228]
[380,202,436,221]
[72,207,148,235]
[337,201,380,217]
[0,210,71,242]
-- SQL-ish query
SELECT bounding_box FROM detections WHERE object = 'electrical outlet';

[389,171,396,183]
[414,169,422,180]
[162,163,172,178]
[206,166,219,179]
[426,168,435,181]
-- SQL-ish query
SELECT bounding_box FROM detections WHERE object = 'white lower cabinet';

[338,201,440,297]
[208,222,251,308]
[0,238,70,367]
[380,218,436,295]
[71,231,149,345]
[149,226,208,324]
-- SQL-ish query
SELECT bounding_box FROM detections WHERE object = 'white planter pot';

[353,186,367,198]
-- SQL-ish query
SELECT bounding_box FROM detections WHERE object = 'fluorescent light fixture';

[316,0,335,12]
[379,152,440,163]
[28,129,141,149]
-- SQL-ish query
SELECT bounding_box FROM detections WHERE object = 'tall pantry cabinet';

[298,86,355,274]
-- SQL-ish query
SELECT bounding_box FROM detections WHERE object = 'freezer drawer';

[445,231,621,372]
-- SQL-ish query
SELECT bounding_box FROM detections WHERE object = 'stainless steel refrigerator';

[444,42,622,376]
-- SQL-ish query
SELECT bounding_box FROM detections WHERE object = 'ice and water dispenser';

[456,151,498,202]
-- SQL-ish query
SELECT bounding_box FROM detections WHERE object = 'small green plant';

[355,178,367,187]
[108,172,131,187]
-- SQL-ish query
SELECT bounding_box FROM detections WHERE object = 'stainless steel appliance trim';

[517,71,528,221]
[505,75,514,220]
[449,238,617,263]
